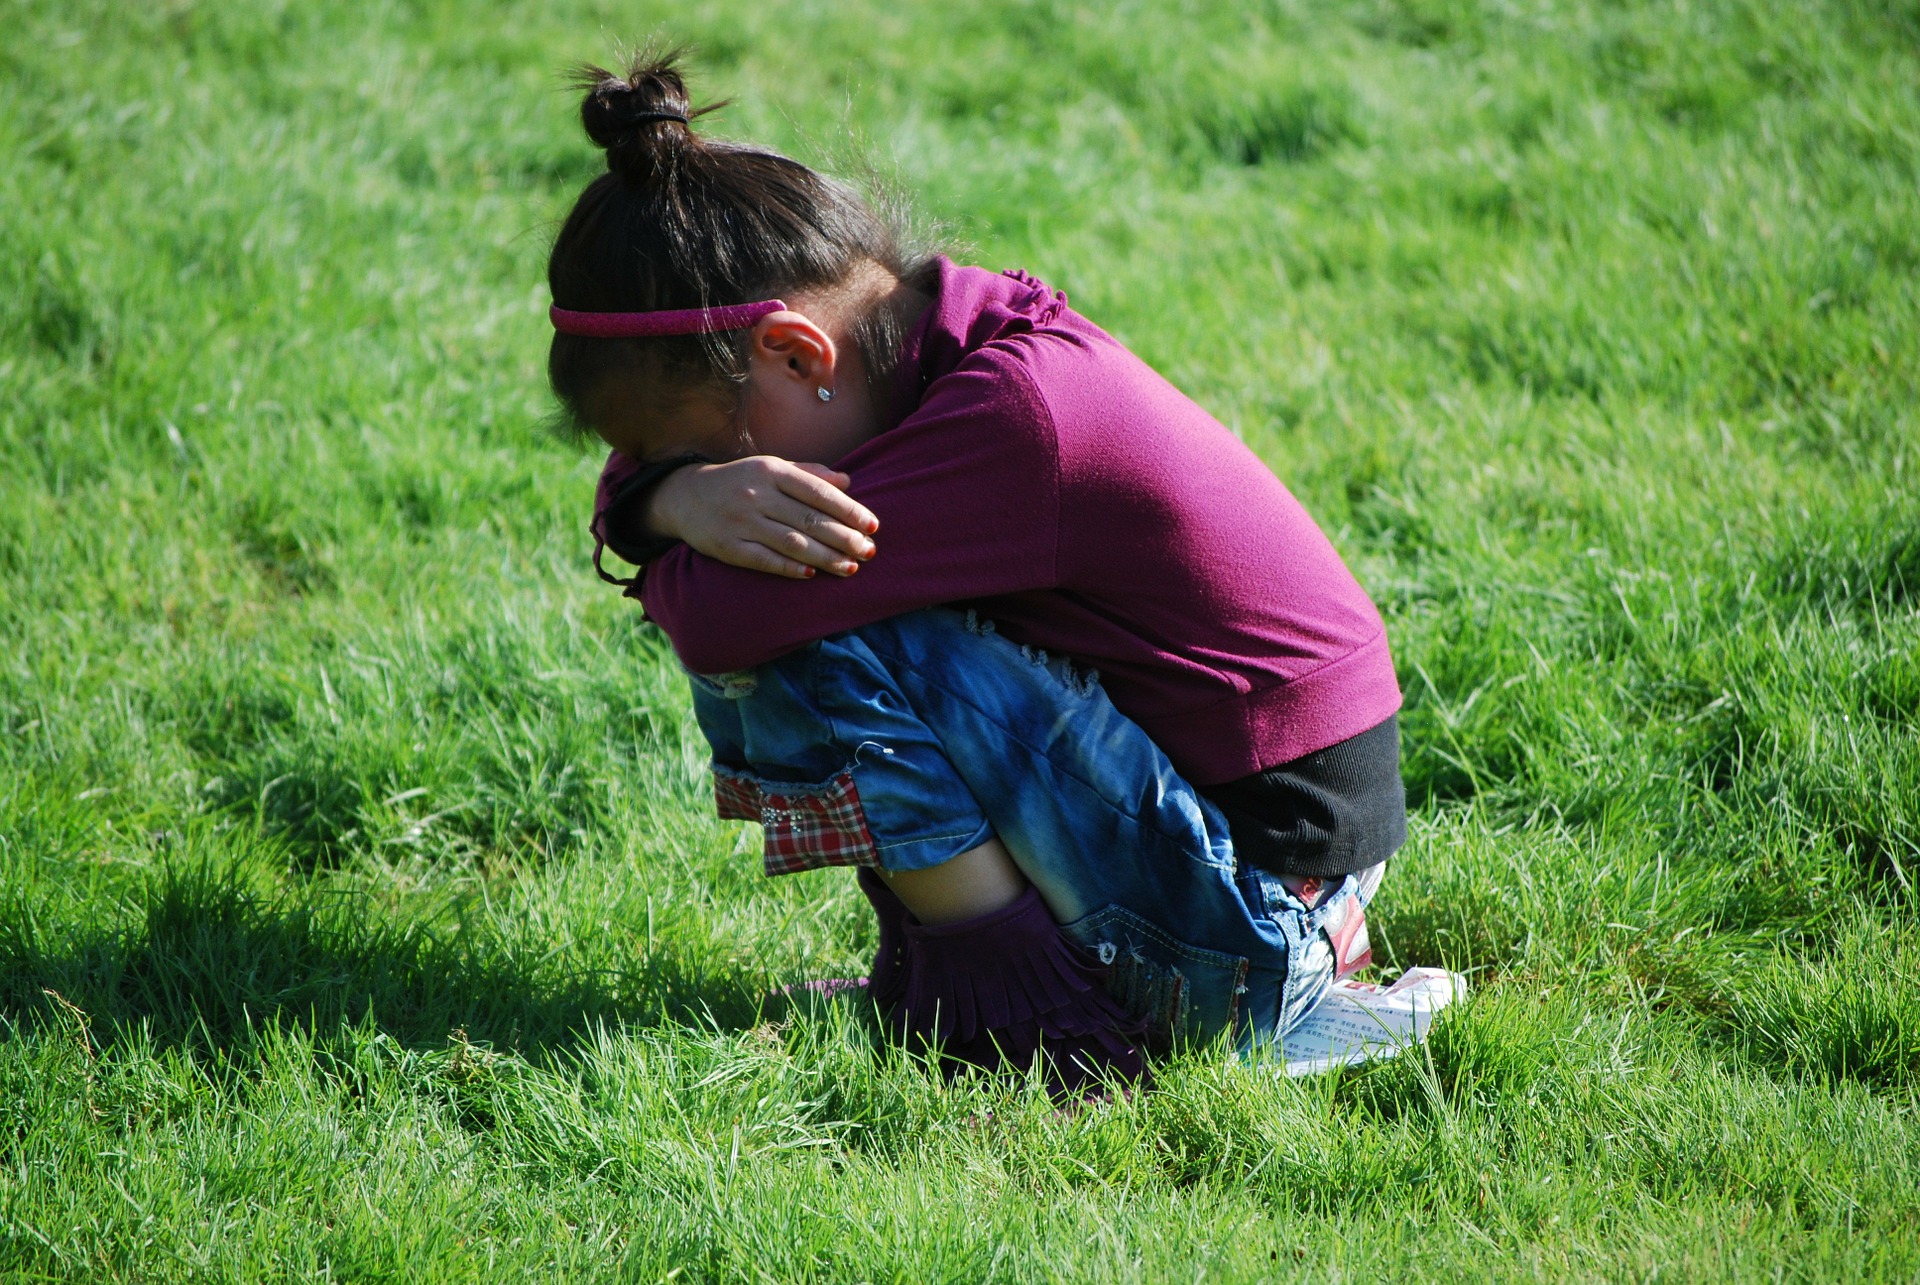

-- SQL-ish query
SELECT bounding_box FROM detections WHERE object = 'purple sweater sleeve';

[641,355,1062,675]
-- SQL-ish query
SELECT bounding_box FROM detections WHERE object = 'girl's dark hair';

[547,50,935,436]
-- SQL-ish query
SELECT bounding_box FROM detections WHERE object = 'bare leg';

[880,837,1027,924]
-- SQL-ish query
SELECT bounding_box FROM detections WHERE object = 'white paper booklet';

[1280,967,1467,1077]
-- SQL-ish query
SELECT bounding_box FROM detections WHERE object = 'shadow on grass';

[1721,901,1920,1093]
[0,862,773,1067]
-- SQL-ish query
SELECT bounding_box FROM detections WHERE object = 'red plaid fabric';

[712,766,881,877]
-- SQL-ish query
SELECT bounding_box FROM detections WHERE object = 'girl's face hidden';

[585,309,880,467]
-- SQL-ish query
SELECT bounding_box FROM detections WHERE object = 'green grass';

[3,0,1918,1278]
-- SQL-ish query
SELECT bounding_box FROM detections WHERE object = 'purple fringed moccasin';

[883,884,1146,1097]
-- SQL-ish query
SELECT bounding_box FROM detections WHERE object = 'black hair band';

[625,110,689,125]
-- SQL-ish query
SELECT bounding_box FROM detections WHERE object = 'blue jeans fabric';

[688,607,1382,1056]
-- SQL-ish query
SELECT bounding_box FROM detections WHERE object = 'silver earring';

[817,386,834,403]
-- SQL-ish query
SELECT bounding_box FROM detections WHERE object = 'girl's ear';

[748,310,838,386]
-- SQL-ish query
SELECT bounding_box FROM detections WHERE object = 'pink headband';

[549,299,787,339]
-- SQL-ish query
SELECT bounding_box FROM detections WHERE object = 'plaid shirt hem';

[713,765,881,877]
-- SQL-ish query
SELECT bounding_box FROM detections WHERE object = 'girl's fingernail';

[840,562,859,576]
[864,521,879,534]
[802,567,816,579]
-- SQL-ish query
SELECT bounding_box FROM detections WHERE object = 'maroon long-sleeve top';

[628,258,1402,787]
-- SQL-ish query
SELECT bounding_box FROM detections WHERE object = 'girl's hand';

[646,456,879,579]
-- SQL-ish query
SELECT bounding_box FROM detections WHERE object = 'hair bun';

[575,52,711,184]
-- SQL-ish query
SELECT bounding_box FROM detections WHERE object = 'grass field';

[4,0,1918,1278]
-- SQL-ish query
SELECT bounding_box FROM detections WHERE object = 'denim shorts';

[687,607,1385,1057]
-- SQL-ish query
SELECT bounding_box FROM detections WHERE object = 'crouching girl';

[547,54,1406,1094]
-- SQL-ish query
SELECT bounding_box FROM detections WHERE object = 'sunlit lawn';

[3,0,1917,1278]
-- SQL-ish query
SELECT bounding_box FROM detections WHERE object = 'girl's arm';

[601,452,881,580]
[640,359,1062,675]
